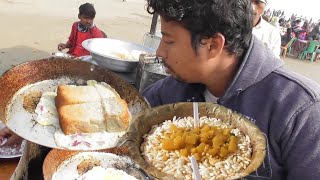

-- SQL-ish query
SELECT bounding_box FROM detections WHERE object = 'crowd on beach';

[262,8,320,60]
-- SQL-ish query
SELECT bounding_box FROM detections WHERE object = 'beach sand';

[0,0,320,84]
[0,0,156,74]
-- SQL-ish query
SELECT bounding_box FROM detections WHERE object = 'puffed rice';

[141,116,252,179]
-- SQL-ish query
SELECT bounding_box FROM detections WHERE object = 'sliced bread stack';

[55,83,130,135]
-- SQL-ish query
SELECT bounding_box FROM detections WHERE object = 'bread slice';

[58,102,105,135]
[55,83,130,135]
[55,85,100,107]
[102,98,130,132]
[94,83,120,99]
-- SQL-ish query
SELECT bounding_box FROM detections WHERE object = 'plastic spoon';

[190,155,201,180]
[193,102,200,128]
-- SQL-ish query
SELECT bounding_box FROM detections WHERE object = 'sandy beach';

[0,0,155,74]
[0,0,320,84]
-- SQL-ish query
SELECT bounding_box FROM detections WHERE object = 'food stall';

[0,57,266,180]
[0,14,266,180]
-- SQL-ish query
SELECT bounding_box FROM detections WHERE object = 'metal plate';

[0,141,26,159]
[43,148,151,180]
[0,59,149,150]
[82,38,155,72]
[0,122,25,159]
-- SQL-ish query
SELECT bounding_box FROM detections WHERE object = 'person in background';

[142,0,320,179]
[292,19,303,35]
[262,8,271,22]
[279,18,286,27]
[281,27,294,46]
[308,21,320,40]
[57,3,105,57]
[252,0,281,57]
[298,21,311,40]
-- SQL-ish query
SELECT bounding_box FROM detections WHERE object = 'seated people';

[308,22,320,41]
[57,3,105,57]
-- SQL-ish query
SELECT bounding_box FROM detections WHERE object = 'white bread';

[102,98,130,132]
[94,83,120,99]
[55,86,100,107]
[58,102,105,135]
[55,83,130,135]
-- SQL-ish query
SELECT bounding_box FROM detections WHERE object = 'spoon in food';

[193,102,200,128]
[190,155,201,180]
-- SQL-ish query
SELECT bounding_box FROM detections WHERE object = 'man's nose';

[156,40,166,59]
[86,19,92,24]
[251,2,256,11]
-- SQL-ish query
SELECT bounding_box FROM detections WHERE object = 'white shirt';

[253,18,281,58]
[203,89,219,103]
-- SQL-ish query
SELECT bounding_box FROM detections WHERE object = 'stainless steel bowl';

[82,38,155,72]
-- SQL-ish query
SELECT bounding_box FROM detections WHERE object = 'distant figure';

[292,20,303,34]
[308,22,320,40]
[252,0,281,57]
[57,3,106,57]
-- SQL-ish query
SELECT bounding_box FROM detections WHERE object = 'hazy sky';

[267,0,319,20]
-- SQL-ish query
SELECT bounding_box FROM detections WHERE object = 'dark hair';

[79,3,96,18]
[312,35,319,41]
[146,0,253,57]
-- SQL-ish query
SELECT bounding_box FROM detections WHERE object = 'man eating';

[142,0,320,179]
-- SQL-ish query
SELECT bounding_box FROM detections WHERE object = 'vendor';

[142,0,320,179]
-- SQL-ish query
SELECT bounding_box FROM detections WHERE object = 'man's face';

[156,18,216,83]
[79,15,94,27]
[251,0,266,25]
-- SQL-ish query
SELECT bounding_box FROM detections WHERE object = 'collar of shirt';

[253,17,265,30]
[77,23,95,33]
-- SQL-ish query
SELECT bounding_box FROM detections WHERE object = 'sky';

[267,0,320,20]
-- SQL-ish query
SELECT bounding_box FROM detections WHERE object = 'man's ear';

[78,14,81,19]
[207,33,225,58]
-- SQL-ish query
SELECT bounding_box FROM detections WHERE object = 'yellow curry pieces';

[160,124,238,162]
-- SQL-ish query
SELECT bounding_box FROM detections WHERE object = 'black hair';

[146,0,253,57]
[312,35,319,41]
[295,19,301,24]
[279,18,285,24]
[79,3,96,18]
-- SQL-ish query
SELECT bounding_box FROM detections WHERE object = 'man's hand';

[0,127,23,147]
[58,43,67,51]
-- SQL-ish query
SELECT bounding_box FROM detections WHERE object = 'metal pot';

[135,54,168,92]
[82,38,155,73]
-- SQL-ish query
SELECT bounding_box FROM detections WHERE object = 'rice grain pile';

[141,116,252,180]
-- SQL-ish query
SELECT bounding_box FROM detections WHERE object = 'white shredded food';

[141,116,252,180]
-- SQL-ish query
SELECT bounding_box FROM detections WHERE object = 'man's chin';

[170,73,184,82]
[164,66,185,82]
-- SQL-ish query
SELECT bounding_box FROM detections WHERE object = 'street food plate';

[123,102,266,179]
[43,148,150,180]
[0,59,149,150]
